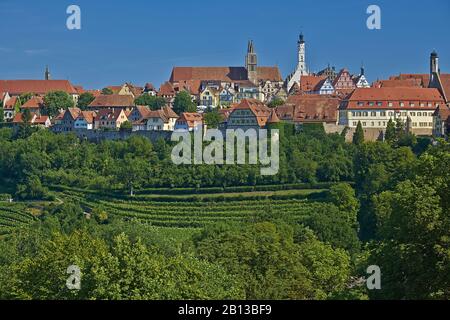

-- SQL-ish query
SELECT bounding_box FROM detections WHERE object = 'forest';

[0,123,448,300]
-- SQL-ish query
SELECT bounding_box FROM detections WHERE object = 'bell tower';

[297,33,307,76]
[245,40,258,84]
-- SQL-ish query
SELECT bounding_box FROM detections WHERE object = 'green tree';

[22,108,32,124]
[173,91,197,115]
[77,92,95,110]
[19,92,34,105]
[0,100,4,123]
[353,121,364,145]
[203,109,223,128]
[43,91,74,117]
[385,118,396,142]
[329,182,360,225]
[134,94,166,110]
[101,87,114,95]
[267,97,284,108]
[120,121,132,131]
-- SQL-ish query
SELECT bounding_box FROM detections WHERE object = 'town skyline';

[0,0,449,89]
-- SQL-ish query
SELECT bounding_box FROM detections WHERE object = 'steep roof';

[233,99,271,127]
[158,82,177,96]
[3,96,18,109]
[67,107,82,120]
[76,111,96,124]
[95,108,125,121]
[176,112,203,128]
[299,75,327,92]
[21,96,44,109]
[170,66,282,83]
[162,105,178,118]
[267,108,280,123]
[279,94,340,123]
[89,94,135,108]
[0,80,77,95]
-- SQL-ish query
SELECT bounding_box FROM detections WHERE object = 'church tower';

[286,33,309,92]
[297,33,307,76]
[45,66,51,80]
[245,40,258,84]
[429,51,446,101]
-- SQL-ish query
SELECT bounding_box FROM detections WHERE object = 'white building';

[339,87,445,135]
[286,33,309,92]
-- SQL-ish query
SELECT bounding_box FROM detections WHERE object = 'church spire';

[45,65,51,80]
[245,40,258,84]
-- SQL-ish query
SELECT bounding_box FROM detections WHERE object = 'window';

[410,102,415,107]
[371,122,375,126]
[420,103,425,107]
[362,122,367,126]
[388,102,393,107]
[428,103,432,107]
[353,121,357,126]
[363,111,368,117]
[400,102,405,107]
[369,102,374,106]
[388,112,394,116]
[410,112,416,116]
[417,112,422,116]
[357,102,364,106]
[380,111,386,117]
[429,112,433,116]
[371,111,376,116]
[377,102,382,107]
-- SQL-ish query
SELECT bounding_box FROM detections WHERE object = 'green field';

[0,186,329,235]
[55,187,328,228]
[0,202,37,235]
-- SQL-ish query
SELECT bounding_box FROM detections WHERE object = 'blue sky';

[0,0,449,89]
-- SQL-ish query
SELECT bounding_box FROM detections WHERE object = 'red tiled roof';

[77,111,96,124]
[65,107,82,120]
[279,94,340,123]
[233,99,271,127]
[33,115,50,124]
[438,74,450,102]
[95,108,125,121]
[374,79,422,88]
[0,80,77,95]
[344,87,445,110]
[170,66,282,83]
[3,96,18,110]
[177,112,203,128]
[267,108,280,123]
[89,94,135,108]
[390,74,430,87]
[162,105,178,118]
[158,82,176,96]
[299,75,327,92]
[21,96,44,109]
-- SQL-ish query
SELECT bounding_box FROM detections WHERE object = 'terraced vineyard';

[55,187,328,228]
[0,202,37,235]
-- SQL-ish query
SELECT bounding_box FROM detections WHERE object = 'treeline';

[0,124,356,199]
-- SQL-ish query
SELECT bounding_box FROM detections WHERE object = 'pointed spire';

[267,108,280,124]
[45,65,51,80]
[248,40,255,53]
[299,32,305,44]
[360,62,365,76]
